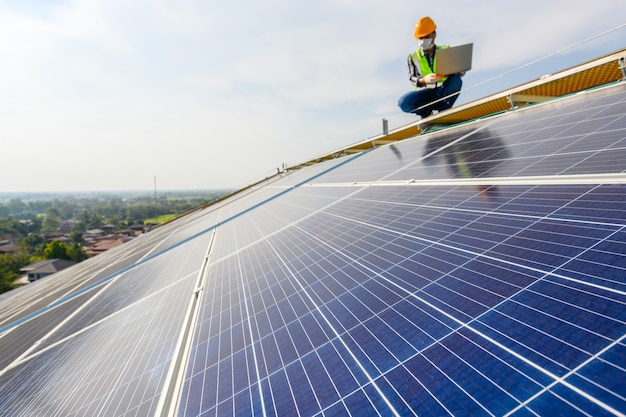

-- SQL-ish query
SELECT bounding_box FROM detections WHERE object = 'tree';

[19,234,46,256]
[0,253,31,294]
[27,216,43,234]
[42,207,62,234]
[70,231,83,244]
[68,243,88,262]
[76,210,103,231]
[43,240,72,260]
[42,240,87,262]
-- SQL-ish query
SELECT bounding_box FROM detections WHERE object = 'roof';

[0,244,20,254]
[1,48,625,417]
[19,259,77,274]
[85,237,132,255]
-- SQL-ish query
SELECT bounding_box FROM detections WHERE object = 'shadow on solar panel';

[424,126,512,199]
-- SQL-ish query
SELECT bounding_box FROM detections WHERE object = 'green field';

[143,213,178,224]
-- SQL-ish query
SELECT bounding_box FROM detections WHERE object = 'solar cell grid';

[176,154,624,411]
[182,164,626,415]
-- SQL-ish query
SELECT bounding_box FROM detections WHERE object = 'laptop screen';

[436,43,473,76]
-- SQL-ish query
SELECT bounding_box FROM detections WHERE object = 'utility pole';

[154,176,158,223]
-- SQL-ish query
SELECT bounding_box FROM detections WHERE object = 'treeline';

[0,190,230,227]
[0,190,231,294]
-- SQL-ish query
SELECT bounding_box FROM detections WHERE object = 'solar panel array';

[0,81,625,417]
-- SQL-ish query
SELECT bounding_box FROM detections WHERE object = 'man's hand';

[423,73,444,84]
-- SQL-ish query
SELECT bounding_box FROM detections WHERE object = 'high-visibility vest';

[410,45,449,88]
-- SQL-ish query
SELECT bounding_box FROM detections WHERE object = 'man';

[397,16,463,118]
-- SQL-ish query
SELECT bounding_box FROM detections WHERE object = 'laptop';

[436,43,473,75]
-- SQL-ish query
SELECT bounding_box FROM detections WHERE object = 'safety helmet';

[414,16,437,38]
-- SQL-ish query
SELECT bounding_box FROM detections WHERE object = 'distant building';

[85,237,133,257]
[20,259,77,282]
[83,229,106,240]
[44,231,68,242]
[0,244,20,254]
[101,224,117,234]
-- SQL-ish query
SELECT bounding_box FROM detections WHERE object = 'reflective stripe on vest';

[411,45,449,88]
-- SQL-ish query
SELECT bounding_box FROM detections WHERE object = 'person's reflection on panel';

[423,128,510,201]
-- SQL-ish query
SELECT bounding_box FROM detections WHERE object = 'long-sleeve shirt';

[406,49,437,88]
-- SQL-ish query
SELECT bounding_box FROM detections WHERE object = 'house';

[85,236,133,257]
[83,229,106,240]
[44,231,66,242]
[20,259,77,282]
[0,244,21,254]
[101,224,117,234]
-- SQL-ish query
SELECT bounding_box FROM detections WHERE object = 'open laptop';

[436,43,473,75]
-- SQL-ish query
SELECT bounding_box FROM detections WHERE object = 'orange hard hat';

[414,16,437,38]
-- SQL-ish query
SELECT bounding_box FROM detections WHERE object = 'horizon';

[0,188,234,203]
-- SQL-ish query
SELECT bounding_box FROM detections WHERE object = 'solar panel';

[0,78,625,416]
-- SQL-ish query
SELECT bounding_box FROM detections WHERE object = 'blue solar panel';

[0,76,625,416]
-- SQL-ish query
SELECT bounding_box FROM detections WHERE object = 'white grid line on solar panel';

[177,182,624,410]
[405,130,626,184]
[505,333,626,416]
[0,240,210,375]
[38,236,213,345]
[451,330,554,417]
[292,212,521,324]
[307,122,492,185]
[326,187,626,298]
[476,314,624,415]
[0,216,217,338]
[193,237,386,412]
[185,250,258,409]
[436,266,620,358]
[239,231,295,415]
[199,186,369,267]
[328,194,617,262]
[152,209,221,253]
[264,224,540,412]
[188,245,370,414]
[288,182,624,302]
[288,218,624,412]
[316,197,624,356]
[481,295,620,372]
[559,233,626,290]
[253,187,358,227]
[280,231,544,412]
[189,182,620,342]
[0,275,196,417]
[276,231,424,354]
[2,267,199,379]
[0,296,91,372]
[279,157,361,186]
[384,334,541,416]
[491,108,626,174]
[342,183,626,236]
[178,253,221,416]
[261,236,403,417]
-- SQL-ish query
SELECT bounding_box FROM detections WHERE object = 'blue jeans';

[397,74,462,117]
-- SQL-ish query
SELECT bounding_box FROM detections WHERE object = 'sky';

[1,0,624,192]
